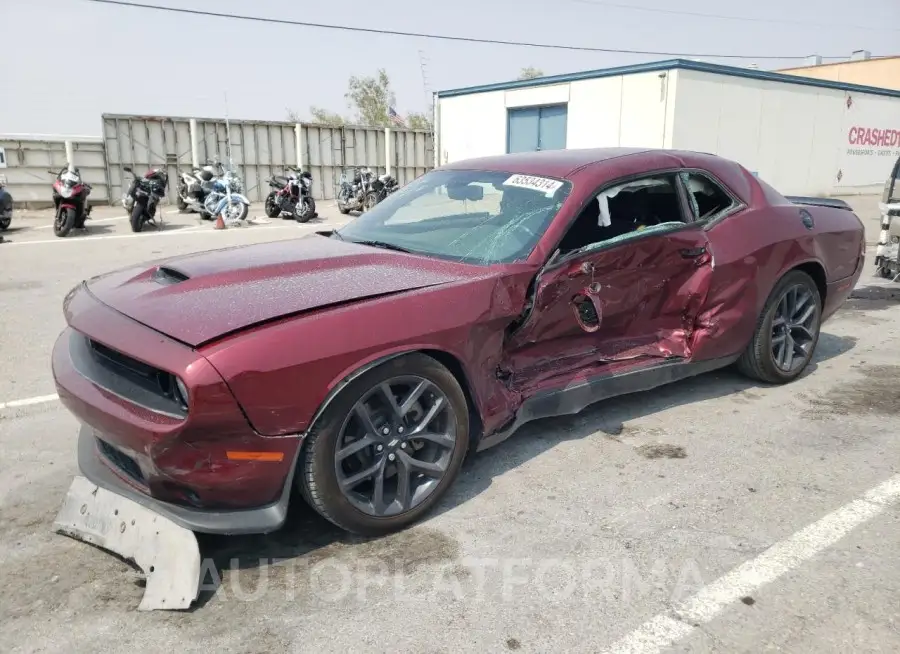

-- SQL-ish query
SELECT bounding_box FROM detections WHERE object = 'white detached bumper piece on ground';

[53,476,202,611]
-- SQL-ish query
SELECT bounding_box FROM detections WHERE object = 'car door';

[501,177,713,396]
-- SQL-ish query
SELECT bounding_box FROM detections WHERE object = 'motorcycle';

[178,160,249,223]
[176,161,221,214]
[123,166,168,233]
[875,154,900,280]
[0,174,12,234]
[206,164,250,224]
[264,166,317,223]
[49,167,92,237]
[372,172,399,203]
[337,166,378,214]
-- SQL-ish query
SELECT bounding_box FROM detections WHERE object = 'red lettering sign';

[848,126,900,147]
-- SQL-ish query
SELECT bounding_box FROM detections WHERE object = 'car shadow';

[188,331,856,609]
[437,331,856,515]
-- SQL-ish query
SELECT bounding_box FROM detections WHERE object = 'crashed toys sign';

[838,123,900,186]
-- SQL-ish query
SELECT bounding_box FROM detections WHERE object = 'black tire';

[364,191,378,212]
[0,216,10,231]
[736,270,822,384]
[298,353,469,536]
[54,208,75,237]
[876,265,893,279]
[338,200,351,215]
[264,192,281,219]
[295,197,316,223]
[130,202,145,233]
[176,192,189,213]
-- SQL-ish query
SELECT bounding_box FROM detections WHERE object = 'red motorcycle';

[50,167,92,237]
[264,166,317,222]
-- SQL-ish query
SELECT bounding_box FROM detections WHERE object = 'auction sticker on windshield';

[503,174,564,197]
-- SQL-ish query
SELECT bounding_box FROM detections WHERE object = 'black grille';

[69,333,186,418]
[89,339,162,382]
[97,438,146,485]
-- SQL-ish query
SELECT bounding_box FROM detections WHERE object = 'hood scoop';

[152,266,190,285]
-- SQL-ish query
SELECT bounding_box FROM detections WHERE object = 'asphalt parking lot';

[1,195,899,653]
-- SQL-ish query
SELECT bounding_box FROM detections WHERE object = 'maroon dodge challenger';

[52,148,865,537]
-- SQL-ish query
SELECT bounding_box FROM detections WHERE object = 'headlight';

[58,186,74,198]
[173,376,190,409]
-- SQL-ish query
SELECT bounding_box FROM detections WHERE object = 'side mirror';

[123,166,133,173]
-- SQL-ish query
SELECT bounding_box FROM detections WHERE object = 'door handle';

[680,246,706,258]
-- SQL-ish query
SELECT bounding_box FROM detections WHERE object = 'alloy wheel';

[770,283,819,372]
[334,376,458,517]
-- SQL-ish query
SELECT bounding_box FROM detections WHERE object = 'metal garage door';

[507,105,568,153]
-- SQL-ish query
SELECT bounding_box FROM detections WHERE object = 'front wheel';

[295,196,316,223]
[337,197,351,215]
[736,270,822,384]
[223,201,249,223]
[54,208,76,237]
[176,190,188,213]
[298,353,469,536]
[0,215,10,231]
[130,202,145,233]
[363,191,378,212]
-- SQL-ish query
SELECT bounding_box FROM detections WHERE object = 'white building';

[434,59,900,196]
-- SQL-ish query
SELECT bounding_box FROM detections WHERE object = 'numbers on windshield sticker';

[503,174,563,197]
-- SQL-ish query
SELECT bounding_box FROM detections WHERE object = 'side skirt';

[476,354,740,452]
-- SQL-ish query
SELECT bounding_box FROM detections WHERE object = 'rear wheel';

[264,192,281,218]
[298,353,469,536]
[0,216,10,231]
[737,270,822,384]
[54,208,75,237]
[130,202,144,233]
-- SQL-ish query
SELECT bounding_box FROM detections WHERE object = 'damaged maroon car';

[53,147,865,537]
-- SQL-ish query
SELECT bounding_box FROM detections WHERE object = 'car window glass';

[680,172,737,222]
[336,169,572,265]
[556,174,686,255]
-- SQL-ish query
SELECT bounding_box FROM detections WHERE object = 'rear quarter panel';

[694,199,863,362]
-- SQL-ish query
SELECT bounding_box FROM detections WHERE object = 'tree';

[309,106,346,126]
[346,68,396,127]
[286,106,346,126]
[287,69,433,129]
[405,111,433,130]
[517,67,544,80]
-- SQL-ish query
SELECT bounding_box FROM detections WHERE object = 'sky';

[3,0,899,136]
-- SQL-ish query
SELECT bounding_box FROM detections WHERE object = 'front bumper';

[77,423,297,535]
[52,283,305,535]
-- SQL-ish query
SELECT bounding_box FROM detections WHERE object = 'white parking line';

[0,394,59,410]
[602,473,900,654]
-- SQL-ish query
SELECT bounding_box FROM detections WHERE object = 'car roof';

[439,148,745,180]
[440,148,652,178]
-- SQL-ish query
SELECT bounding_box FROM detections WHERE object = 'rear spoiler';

[785,196,853,211]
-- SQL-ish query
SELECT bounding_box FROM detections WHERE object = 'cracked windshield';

[335,169,572,263]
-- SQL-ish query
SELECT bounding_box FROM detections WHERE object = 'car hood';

[84,234,488,347]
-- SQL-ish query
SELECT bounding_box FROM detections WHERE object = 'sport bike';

[50,167,92,237]
[265,166,316,223]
